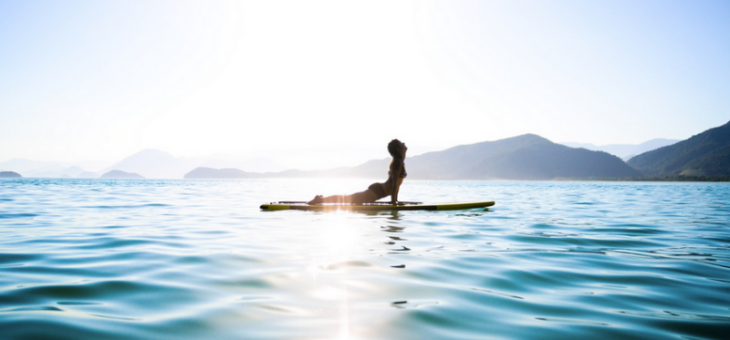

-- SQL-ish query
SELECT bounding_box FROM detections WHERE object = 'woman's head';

[388,139,407,158]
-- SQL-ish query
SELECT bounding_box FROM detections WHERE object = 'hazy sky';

[1,0,729,169]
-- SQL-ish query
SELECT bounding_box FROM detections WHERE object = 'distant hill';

[0,171,22,178]
[0,159,110,178]
[0,159,62,174]
[77,171,98,178]
[391,134,640,180]
[185,167,254,179]
[562,139,679,160]
[105,149,202,179]
[0,159,71,177]
[199,157,288,173]
[187,134,640,180]
[627,120,730,177]
[100,170,145,179]
[183,167,342,179]
[105,149,289,178]
[0,151,287,179]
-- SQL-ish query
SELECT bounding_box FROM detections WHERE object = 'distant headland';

[0,171,22,178]
[627,120,730,178]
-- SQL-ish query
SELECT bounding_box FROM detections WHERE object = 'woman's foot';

[308,195,324,205]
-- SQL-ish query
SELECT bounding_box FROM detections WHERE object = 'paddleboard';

[260,201,494,211]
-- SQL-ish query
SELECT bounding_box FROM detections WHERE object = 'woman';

[308,139,408,205]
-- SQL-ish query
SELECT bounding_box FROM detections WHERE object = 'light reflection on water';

[0,178,729,340]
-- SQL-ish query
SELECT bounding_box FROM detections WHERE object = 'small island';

[0,171,22,178]
[100,170,145,179]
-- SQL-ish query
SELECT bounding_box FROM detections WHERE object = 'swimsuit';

[368,164,406,200]
[390,162,407,178]
[368,182,387,200]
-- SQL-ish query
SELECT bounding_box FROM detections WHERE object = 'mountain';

[184,167,254,179]
[0,159,110,178]
[105,149,202,179]
[100,170,144,179]
[0,171,22,178]
[627,120,730,177]
[393,134,640,180]
[183,166,351,179]
[186,134,640,180]
[199,157,288,173]
[77,171,98,178]
[562,139,679,160]
[0,150,287,179]
[64,166,84,176]
[105,149,289,178]
[0,159,68,177]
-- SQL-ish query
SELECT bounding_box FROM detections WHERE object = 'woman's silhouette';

[308,139,407,205]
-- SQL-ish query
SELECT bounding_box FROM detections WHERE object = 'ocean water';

[1,178,729,340]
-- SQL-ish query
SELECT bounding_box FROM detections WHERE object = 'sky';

[1,0,729,170]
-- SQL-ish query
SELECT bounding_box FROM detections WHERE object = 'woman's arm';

[390,159,402,204]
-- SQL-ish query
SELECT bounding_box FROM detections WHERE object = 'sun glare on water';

[304,210,364,340]
[307,211,363,271]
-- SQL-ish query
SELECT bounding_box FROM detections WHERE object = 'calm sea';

[1,179,729,340]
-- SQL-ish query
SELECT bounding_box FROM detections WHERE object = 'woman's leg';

[309,190,378,204]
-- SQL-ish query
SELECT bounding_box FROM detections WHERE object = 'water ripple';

[0,213,38,219]
[0,179,728,339]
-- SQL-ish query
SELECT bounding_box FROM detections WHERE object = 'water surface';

[1,179,729,339]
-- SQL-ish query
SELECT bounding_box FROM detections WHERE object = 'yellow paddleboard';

[260,201,495,211]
